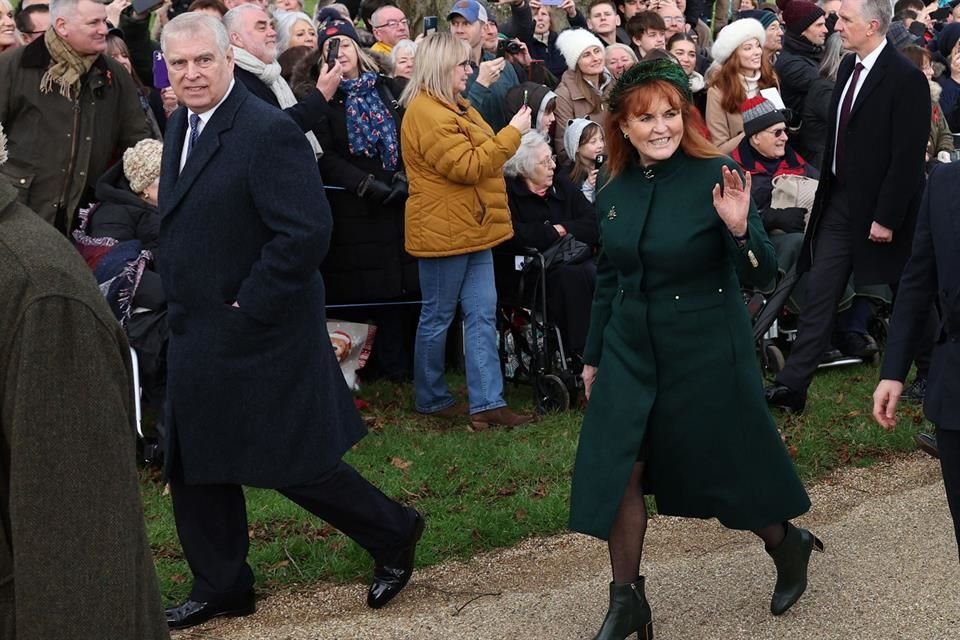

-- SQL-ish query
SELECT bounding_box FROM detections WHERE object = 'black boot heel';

[593,578,653,640]
[766,522,823,616]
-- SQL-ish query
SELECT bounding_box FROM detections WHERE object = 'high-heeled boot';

[593,577,653,640]
[766,522,824,615]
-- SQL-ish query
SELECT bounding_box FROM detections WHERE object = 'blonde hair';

[399,32,471,107]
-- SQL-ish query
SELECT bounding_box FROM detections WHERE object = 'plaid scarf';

[40,28,98,99]
[342,72,398,171]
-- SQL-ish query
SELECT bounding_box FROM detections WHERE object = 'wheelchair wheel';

[535,374,570,414]
[763,342,785,376]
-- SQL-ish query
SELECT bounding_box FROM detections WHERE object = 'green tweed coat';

[0,181,168,639]
[569,151,811,539]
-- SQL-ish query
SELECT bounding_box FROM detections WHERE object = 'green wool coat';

[569,151,811,540]
[0,181,168,639]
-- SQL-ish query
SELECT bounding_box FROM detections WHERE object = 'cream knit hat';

[0,123,7,167]
[122,139,163,195]
[556,28,605,72]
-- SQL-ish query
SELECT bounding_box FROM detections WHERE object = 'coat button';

[718,288,723,293]
[674,295,680,300]
[19,178,25,184]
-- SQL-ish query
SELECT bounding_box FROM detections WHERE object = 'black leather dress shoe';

[765,384,807,415]
[367,511,425,609]
[915,432,939,459]
[165,590,256,629]
[902,377,927,402]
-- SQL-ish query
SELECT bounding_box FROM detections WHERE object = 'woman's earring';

[622,131,629,139]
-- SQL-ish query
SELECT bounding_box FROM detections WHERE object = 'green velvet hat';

[606,58,692,114]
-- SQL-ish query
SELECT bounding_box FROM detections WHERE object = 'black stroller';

[496,248,582,413]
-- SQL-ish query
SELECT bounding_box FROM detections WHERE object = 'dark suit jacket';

[157,80,366,487]
[799,42,930,285]
[880,163,960,430]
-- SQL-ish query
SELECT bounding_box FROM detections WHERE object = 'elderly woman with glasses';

[496,131,598,364]
[399,32,537,430]
[569,59,818,639]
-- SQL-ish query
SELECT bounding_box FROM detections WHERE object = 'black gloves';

[357,173,408,207]
[762,207,806,234]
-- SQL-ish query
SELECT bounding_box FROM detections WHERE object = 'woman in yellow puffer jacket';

[400,32,536,431]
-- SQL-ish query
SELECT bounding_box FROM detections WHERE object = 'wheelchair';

[495,248,583,414]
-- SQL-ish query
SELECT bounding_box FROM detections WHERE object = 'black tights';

[607,462,787,584]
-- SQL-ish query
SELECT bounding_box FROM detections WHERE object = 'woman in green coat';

[569,60,822,640]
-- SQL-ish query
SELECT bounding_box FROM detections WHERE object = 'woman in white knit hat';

[553,28,615,164]
[705,17,780,153]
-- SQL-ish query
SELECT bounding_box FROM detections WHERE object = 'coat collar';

[160,80,250,215]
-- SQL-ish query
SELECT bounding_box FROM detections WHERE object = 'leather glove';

[383,172,409,206]
[762,207,806,234]
[357,174,393,204]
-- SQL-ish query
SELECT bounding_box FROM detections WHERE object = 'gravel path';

[175,453,958,640]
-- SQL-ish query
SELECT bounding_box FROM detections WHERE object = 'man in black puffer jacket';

[775,0,829,114]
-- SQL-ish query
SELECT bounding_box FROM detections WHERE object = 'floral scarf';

[342,72,399,171]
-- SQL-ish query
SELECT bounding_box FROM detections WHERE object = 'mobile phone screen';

[326,38,340,71]
[423,15,438,34]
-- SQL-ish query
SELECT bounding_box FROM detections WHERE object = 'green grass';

[142,364,928,604]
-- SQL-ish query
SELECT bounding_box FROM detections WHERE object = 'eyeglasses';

[662,16,685,24]
[456,60,473,70]
[373,18,408,29]
[537,154,557,168]
[768,127,788,138]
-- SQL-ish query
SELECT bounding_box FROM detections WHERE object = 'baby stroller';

[496,248,582,413]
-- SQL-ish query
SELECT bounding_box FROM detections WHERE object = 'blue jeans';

[414,250,506,415]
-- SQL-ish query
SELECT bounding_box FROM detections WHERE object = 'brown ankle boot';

[469,406,535,431]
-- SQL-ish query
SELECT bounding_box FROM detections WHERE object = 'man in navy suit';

[156,13,424,630]
[765,0,930,414]
[873,163,960,561]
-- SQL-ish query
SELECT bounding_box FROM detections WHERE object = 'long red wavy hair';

[602,79,722,181]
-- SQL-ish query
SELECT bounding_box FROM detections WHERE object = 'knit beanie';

[556,28,605,72]
[0,123,6,167]
[886,21,916,51]
[738,9,778,30]
[937,23,960,62]
[711,18,766,65]
[775,0,825,36]
[563,118,601,165]
[741,95,785,137]
[317,19,361,50]
[122,139,163,195]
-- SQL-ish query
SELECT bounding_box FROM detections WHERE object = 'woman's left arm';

[712,163,777,287]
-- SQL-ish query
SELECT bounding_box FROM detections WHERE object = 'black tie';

[835,62,864,181]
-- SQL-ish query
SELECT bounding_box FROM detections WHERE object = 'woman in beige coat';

[553,28,614,164]
[705,18,780,153]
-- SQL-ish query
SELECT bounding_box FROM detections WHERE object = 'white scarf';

[232,45,323,157]
[741,71,761,99]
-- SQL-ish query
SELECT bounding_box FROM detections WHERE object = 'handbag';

[537,234,592,271]
[770,174,819,216]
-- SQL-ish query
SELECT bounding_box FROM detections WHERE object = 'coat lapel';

[848,44,892,121]
[161,82,248,215]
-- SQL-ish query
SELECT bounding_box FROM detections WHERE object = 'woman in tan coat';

[553,28,614,164]
[400,32,535,431]
[705,18,779,153]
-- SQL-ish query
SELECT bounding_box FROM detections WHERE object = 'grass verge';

[143,364,928,604]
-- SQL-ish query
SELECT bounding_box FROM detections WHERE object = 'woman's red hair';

[710,47,779,114]
[603,79,722,181]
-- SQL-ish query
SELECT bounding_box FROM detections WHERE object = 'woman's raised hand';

[711,165,751,238]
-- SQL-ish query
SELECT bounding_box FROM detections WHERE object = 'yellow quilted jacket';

[401,92,521,258]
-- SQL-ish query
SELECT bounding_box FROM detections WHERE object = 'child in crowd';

[563,118,605,203]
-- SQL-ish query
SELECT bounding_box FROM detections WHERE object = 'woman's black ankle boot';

[593,577,653,640]
[766,521,824,615]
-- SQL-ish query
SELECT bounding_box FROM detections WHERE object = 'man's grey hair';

[370,4,403,27]
[49,0,80,22]
[859,0,893,34]
[223,3,267,37]
[275,10,315,53]
[503,131,552,179]
[161,12,231,56]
